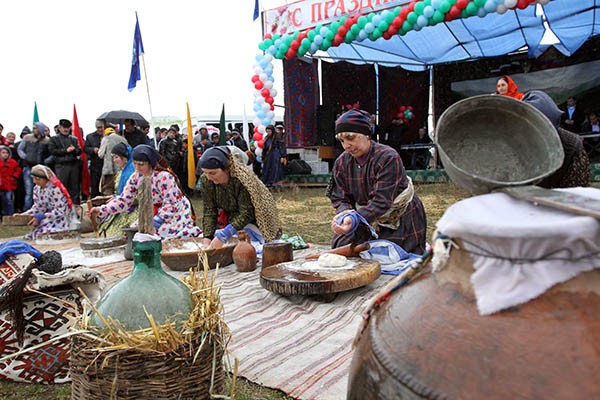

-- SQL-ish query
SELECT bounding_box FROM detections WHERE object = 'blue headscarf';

[132,144,160,167]
[113,143,134,194]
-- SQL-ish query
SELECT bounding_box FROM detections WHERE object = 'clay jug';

[232,231,257,272]
[90,236,192,331]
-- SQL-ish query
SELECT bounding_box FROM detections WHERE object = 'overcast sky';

[0,0,285,135]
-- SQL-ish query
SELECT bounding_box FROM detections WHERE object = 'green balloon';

[372,29,383,40]
[474,0,485,6]
[358,16,368,28]
[402,20,412,32]
[466,3,478,15]
[379,21,390,32]
[394,6,401,15]
[433,10,445,23]
[258,42,266,51]
[285,35,293,45]
[350,24,361,35]
[385,12,395,24]
[414,2,425,15]
[326,30,334,41]
[407,11,418,24]
[272,34,281,41]
[308,30,316,40]
[321,38,332,50]
[439,1,451,13]
[331,22,341,31]
[344,34,354,44]
[301,38,310,47]
[264,39,274,48]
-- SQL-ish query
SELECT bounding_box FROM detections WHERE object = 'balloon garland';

[396,105,415,123]
[251,0,550,146]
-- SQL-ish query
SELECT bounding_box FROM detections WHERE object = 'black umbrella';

[97,110,148,128]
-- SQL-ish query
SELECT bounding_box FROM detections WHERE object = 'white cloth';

[436,187,600,315]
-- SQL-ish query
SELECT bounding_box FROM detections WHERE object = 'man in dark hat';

[328,108,427,254]
[84,120,105,197]
[48,118,82,204]
[211,132,220,147]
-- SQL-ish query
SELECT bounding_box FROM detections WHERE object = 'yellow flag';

[186,102,196,189]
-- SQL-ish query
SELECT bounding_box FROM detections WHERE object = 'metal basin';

[436,95,564,195]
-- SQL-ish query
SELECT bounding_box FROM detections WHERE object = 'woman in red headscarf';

[496,75,524,100]
[17,164,74,240]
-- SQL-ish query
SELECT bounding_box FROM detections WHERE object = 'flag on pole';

[253,0,260,21]
[186,102,196,190]
[33,102,39,124]
[72,105,90,197]
[218,104,227,145]
[128,12,145,92]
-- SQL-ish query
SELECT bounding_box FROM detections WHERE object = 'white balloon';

[262,103,271,111]
[505,0,517,8]
[270,88,278,97]
[259,73,268,82]
[256,96,265,104]
[496,4,507,14]
[253,117,261,126]
[258,125,266,134]
[255,147,263,158]
[267,111,275,119]
[264,81,274,89]
[264,53,273,62]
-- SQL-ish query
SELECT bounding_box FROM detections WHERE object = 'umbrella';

[97,110,148,127]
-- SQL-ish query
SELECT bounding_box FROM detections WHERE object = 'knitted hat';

[111,142,130,158]
[199,146,229,170]
[132,144,160,167]
[335,109,372,136]
[21,126,31,135]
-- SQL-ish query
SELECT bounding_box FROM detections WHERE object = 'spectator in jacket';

[560,96,585,133]
[84,121,105,197]
[158,127,183,172]
[0,146,21,216]
[123,118,149,148]
[17,122,49,211]
[48,119,82,204]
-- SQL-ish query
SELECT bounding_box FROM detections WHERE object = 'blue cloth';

[360,239,421,276]
[335,210,378,238]
[117,145,134,195]
[0,240,42,264]
[34,212,44,222]
[153,215,163,230]
[215,223,237,243]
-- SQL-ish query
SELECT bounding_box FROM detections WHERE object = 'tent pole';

[428,65,437,168]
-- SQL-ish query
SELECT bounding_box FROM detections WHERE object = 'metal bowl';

[436,94,564,195]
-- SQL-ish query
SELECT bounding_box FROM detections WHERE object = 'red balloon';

[388,26,399,36]
[261,88,270,97]
[344,17,354,28]
[285,48,296,60]
[257,139,264,149]
[392,16,403,29]
[264,34,272,39]
[456,0,468,9]
[298,32,308,41]
[449,5,461,18]
[517,0,528,9]
[333,33,344,47]
[400,7,410,20]
[266,96,274,105]
[254,126,259,134]
[396,113,403,119]
[399,105,407,112]
[408,106,414,111]
[270,104,275,111]
[338,25,348,37]
[290,40,300,50]
[253,132,262,141]
[255,81,264,90]
[383,32,390,40]
[251,74,260,83]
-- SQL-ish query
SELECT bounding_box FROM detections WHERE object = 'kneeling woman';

[20,164,74,240]
[199,146,281,249]
[90,145,200,240]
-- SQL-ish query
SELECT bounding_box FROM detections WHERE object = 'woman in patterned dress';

[89,145,200,240]
[18,164,73,240]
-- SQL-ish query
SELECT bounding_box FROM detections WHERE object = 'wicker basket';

[161,238,237,271]
[70,335,225,400]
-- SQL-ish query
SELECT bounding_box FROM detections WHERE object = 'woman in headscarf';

[495,75,524,100]
[95,143,138,236]
[260,124,287,188]
[329,109,427,254]
[18,164,73,240]
[199,146,281,249]
[521,90,590,188]
[89,145,200,240]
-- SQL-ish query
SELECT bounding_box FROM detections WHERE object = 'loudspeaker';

[317,104,336,146]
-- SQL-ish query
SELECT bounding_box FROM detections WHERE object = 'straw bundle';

[70,253,233,400]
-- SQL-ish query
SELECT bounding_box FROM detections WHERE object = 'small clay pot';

[232,231,257,272]
[262,242,293,268]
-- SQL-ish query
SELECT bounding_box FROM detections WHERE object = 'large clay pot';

[347,245,599,400]
[232,231,257,272]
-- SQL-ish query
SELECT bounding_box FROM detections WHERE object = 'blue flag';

[128,12,145,92]
[253,0,259,21]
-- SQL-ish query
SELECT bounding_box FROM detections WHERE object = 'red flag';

[72,105,90,197]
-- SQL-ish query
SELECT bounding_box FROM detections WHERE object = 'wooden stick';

[87,199,99,237]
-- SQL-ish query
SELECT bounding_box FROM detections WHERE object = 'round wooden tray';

[260,257,381,296]
[161,238,238,271]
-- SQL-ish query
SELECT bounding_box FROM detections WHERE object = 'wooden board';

[499,185,600,220]
[260,257,380,296]
[2,214,33,226]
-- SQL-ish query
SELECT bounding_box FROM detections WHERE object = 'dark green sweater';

[200,174,256,239]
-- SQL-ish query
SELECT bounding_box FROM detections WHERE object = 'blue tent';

[324,0,600,69]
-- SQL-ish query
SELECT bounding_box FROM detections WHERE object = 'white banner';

[263,0,409,36]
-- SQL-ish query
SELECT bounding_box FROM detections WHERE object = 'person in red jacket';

[0,145,22,216]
